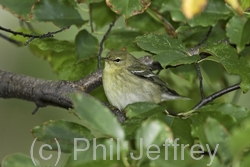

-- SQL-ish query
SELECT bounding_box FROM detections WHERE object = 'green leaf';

[240,0,250,11]
[204,24,228,45]
[10,28,34,45]
[2,153,41,167]
[29,44,74,80]
[170,64,198,82]
[125,102,166,119]
[135,119,173,152]
[106,0,151,19]
[229,118,250,166]
[226,15,250,52]
[163,0,232,27]
[194,103,250,131]
[90,86,109,103]
[190,103,249,151]
[240,46,250,58]
[199,60,227,83]
[75,29,99,62]
[29,39,98,81]
[176,25,212,46]
[31,38,75,52]
[241,154,250,167]
[122,118,145,140]
[71,93,125,140]
[57,56,98,80]
[165,117,193,145]
[0,0,36,20]
[201,44,250,92]
[198,103,250,123]
[176,25,209,37]
[136,33,188,54]
[65,138,126,167]
[104,29,142,51]
[32,0,86,28]
[136,34,199,67]
[126,12,165,33]
[154,53,200,67]
[179,23,226,48]
[137,119,173,148]
[92,1,117,30]
[31,120,93,153]
[191,110,234,150]
[204,117,231,164]
[150,0,167,11]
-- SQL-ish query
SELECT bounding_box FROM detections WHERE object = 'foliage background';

[0,0,250,166]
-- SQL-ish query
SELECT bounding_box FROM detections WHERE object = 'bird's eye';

[115,58,121,62]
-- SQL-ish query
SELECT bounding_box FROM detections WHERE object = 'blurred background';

[1,6,250,166]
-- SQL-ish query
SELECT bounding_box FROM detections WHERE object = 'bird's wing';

[127,63,181,97]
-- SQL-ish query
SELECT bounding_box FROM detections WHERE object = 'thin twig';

[195,63,205,99]
[146,8,177,38]
[19,20,36,34]
[195,26,212,47]
[0,25,70,45]
[0,33,22,46]
[97,20,116,69]
[25,26,71,45]
[187,27,213,56]
[32,105,40,115]
[0,25,50,38]
[192,83,240,110]
[193,26,213,103]
[188,26,213,56]
[25,22,36,33]
[89,3,94,33]
[24,37,35,46]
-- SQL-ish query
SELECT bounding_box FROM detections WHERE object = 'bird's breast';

[103,69,162,110]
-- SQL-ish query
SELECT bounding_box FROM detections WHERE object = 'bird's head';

[102,50,137,70]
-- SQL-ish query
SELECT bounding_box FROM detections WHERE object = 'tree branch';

[97,21,116,69]
[195,26,212,47]
[0,69,126,122]
[191,83,241,110]
[194,26,212,98]
[195,63,205,99]
[0,68,109,107]
[0,25,70,45]
[0,33,22,46]
[0,70,79,109]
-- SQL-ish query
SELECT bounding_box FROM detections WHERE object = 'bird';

[102,50,185,110]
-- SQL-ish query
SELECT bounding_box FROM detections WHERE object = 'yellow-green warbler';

[102,50,185,110]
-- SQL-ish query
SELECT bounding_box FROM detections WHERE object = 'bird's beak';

[101,57,108,62]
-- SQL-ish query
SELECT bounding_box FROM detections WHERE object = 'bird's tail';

[161,88,191,100]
